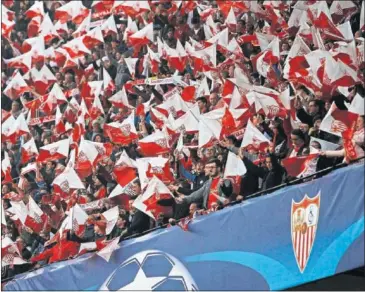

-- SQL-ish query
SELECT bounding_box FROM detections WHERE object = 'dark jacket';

[157,198,190,220]
[121,210,150,239]
[242,153,285,191]
[296,108,320,128]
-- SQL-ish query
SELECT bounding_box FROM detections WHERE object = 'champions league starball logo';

[99,250,198,291]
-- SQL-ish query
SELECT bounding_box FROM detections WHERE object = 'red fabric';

[207,177,221,209]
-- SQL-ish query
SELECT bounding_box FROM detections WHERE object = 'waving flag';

[2,237,28,267]
[55,1,89,24]
[330,0,357,24]
[138,130,170,156]
[133,176,174,220]
[25,1,44,19]
[104,111,138,145]
[82,26,104,49]
[68,204,88,238]
[53,167,85,198]
[1,151,12,184]
[39,13,60,44]
[128,23,154,47]
[3,72,30,100]
[102,206,119,235]
[109,86,132,108]
[113,150,138,187]
[37,139,70,163]
[282,154,319,178]
[240,119,271,152]
[320,102,358,137]
[113,1,150,18]
[25,196,48,233]
[21,138,39,164]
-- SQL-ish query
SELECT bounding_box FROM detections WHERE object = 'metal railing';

[2,157,364,284]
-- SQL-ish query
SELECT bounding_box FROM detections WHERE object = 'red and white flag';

[8,113,31,142]
[282,154,319,178]
[124,57,139,78]
[101,15,118,36]
[53,167,85,198]
[330,0,357,25]
[123,16,139,42]
[63,37,91,59]
[164,40,187,73]
[133,176,174,220]
[25,1,44,19]
[54,106,66,136]
[72,12,91,38]
[21,138,39,164]
[96,237,120,262]
[102,206,119,235]
[225,7,237,30]
[67,204,88,238]
[103,67,116,93]
[283,35,311,80]
[37,139,70,163]
[89,95,105,121]
[39,13,60,44]
[92,0,113,18]
[113,1,150,18]
[3,72,30,100]
[109,86,132,108]
[173,109,200,134]
[55,20,69,35]
[138,130,170,156]
[78,138,112,167]
[27,16,42,38]
[240,119,271,152]
[1,237,28,266]
[320,102,358,137]
[224,151,247,180]
[146,46,160,74]
[128,23,154,47]
[55,1,89,25]
[113,150,138,187]
[25,196,48,233]
[29,66,57,95]
[82,26,104,49]
[216,0,249,17]
[136,157,173,190]
[1,151,12,184]
[1,115,17,143]
[1,4,15,39]
[104,111,138,145]
[205,28,229,53]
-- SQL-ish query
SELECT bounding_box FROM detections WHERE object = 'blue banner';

[5,164,364,291]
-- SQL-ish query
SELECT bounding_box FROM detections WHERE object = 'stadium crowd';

[1,0,364,281]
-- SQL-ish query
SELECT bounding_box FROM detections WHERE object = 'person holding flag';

[176,158,233,210]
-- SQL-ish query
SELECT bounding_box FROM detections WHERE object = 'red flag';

[220,107,237,139]
[25,1,44,19]
[133,176,173,220]
[113,151,138,187]
[24,196,48,233]
[282,154,318,178]
[3,72,31,100]
[138,130,170,156]
[21,138,39,164]
[37,139,70,163]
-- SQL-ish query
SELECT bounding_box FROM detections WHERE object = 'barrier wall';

[5,163,364,291]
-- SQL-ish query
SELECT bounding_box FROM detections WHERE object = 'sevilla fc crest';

[291,191,321,273]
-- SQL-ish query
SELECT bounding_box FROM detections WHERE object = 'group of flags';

[2,0,365,267]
